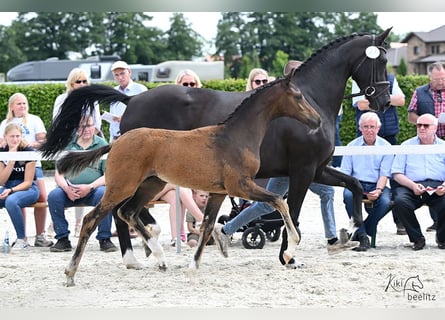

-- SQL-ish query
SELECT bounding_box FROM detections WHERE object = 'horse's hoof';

[282,250,294,264]
[66,276,75,287]
[188,259,199,270]
[125,262,144,270]
[285,258,305,269]
[158,263,167,272]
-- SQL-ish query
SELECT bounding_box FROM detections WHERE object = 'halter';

[344,35,390,100]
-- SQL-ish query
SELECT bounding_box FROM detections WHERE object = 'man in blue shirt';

[340,112,394,251]
[391,113,445,250]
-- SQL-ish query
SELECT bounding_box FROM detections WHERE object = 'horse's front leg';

[270,197,301,266]
[65,205,109,287]
[190,193,226,270]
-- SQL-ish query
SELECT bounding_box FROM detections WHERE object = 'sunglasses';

[182,82,196,87]
[416,123,433,129]
[437,91,443,104]
[74,80,88,84]
[252,79,268,85]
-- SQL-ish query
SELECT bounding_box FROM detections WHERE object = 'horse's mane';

[217,76,284,126]
[296,32,371,73]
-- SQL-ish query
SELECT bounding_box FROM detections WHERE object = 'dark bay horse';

[55,72,320,286]
[41,29,392,271]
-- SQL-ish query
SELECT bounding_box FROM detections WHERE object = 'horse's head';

[281,69,321,129]
[347,28,392,112]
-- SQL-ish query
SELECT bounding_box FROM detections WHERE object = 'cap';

[111,60,129,71]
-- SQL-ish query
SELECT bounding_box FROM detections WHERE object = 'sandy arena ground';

[0,174,444,310]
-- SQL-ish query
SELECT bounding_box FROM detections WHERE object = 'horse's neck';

[223,95,272,148]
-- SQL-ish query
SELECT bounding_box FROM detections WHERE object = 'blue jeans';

[48,186,112,241]
[0,181,39,239]
[222,177,337,239]
[343,182,392,238]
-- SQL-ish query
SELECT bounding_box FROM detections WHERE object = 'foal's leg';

[190,193,227,270]
[117,177,167,270]
[65,205,111,287]
[233,180,301,267]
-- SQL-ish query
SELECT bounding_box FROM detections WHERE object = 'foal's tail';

[57,145,112,176]
[40,84,131,158]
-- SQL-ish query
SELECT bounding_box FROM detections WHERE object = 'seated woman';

[0,123,40,251]
[153,183,204,246]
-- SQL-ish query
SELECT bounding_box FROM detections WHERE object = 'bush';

[0,75,429,169]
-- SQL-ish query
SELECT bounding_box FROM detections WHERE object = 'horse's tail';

[56,145,112,176]
[40,84,131,158]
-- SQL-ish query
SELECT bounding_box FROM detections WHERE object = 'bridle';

[344,35,390,100]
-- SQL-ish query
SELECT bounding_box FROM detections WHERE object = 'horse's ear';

[377,27,393,43]
[285,67,296,86]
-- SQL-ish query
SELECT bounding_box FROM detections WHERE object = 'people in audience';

[406,61,445,232]
[351,71,407,235]
[109,60,147,142]
[340,112,394,251]
[175,69,203,88]
[51,67,102,238]
[186,189,213,248]
[48,115,117,252]
[0,93,52,247]
[391,113,445,251]
[0,123,40,251]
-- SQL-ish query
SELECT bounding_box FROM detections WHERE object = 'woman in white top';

[53,68,102,136]
[0,93,53,247]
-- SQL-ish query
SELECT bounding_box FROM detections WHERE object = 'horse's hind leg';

[65,204,110,286]
[190,193,226,270]
[118,177,167,270]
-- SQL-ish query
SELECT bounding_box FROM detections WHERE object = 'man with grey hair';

[391,113,445,250]
[340,112,394,251]
[406,61,445,232]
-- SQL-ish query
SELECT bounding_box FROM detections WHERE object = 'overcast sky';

[1,12,444,48]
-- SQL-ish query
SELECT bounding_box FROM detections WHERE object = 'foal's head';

[272,69,321,129]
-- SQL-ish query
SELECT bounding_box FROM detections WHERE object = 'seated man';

[48,115,118,252]
[340,112,394,251]
[391,113,445,250]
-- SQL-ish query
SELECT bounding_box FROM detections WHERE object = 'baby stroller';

[217,195,285,249]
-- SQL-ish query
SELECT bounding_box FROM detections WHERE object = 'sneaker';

[74,223,81,238]
[50,238,73,252]
[34,233,54,247]
[426,222,437,232]
[212,223,230,257]
[12,238,30,251]
[327,238,359,254]
[99,239,118,252]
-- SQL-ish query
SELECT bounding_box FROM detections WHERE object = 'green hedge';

[0,75,429,169]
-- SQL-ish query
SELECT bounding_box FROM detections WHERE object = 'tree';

[398,58,408,76]
[164,13,203,60]
[0,25,27,73]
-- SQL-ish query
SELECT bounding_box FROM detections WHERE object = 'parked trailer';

[5,57,224,83]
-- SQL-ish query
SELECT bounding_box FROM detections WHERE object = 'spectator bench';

[25,199,168,209]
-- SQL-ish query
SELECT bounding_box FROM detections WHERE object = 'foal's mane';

[218,76,284,126]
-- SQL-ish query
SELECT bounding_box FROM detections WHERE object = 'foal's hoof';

[158,263,168,271]
[66,276,75,287]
